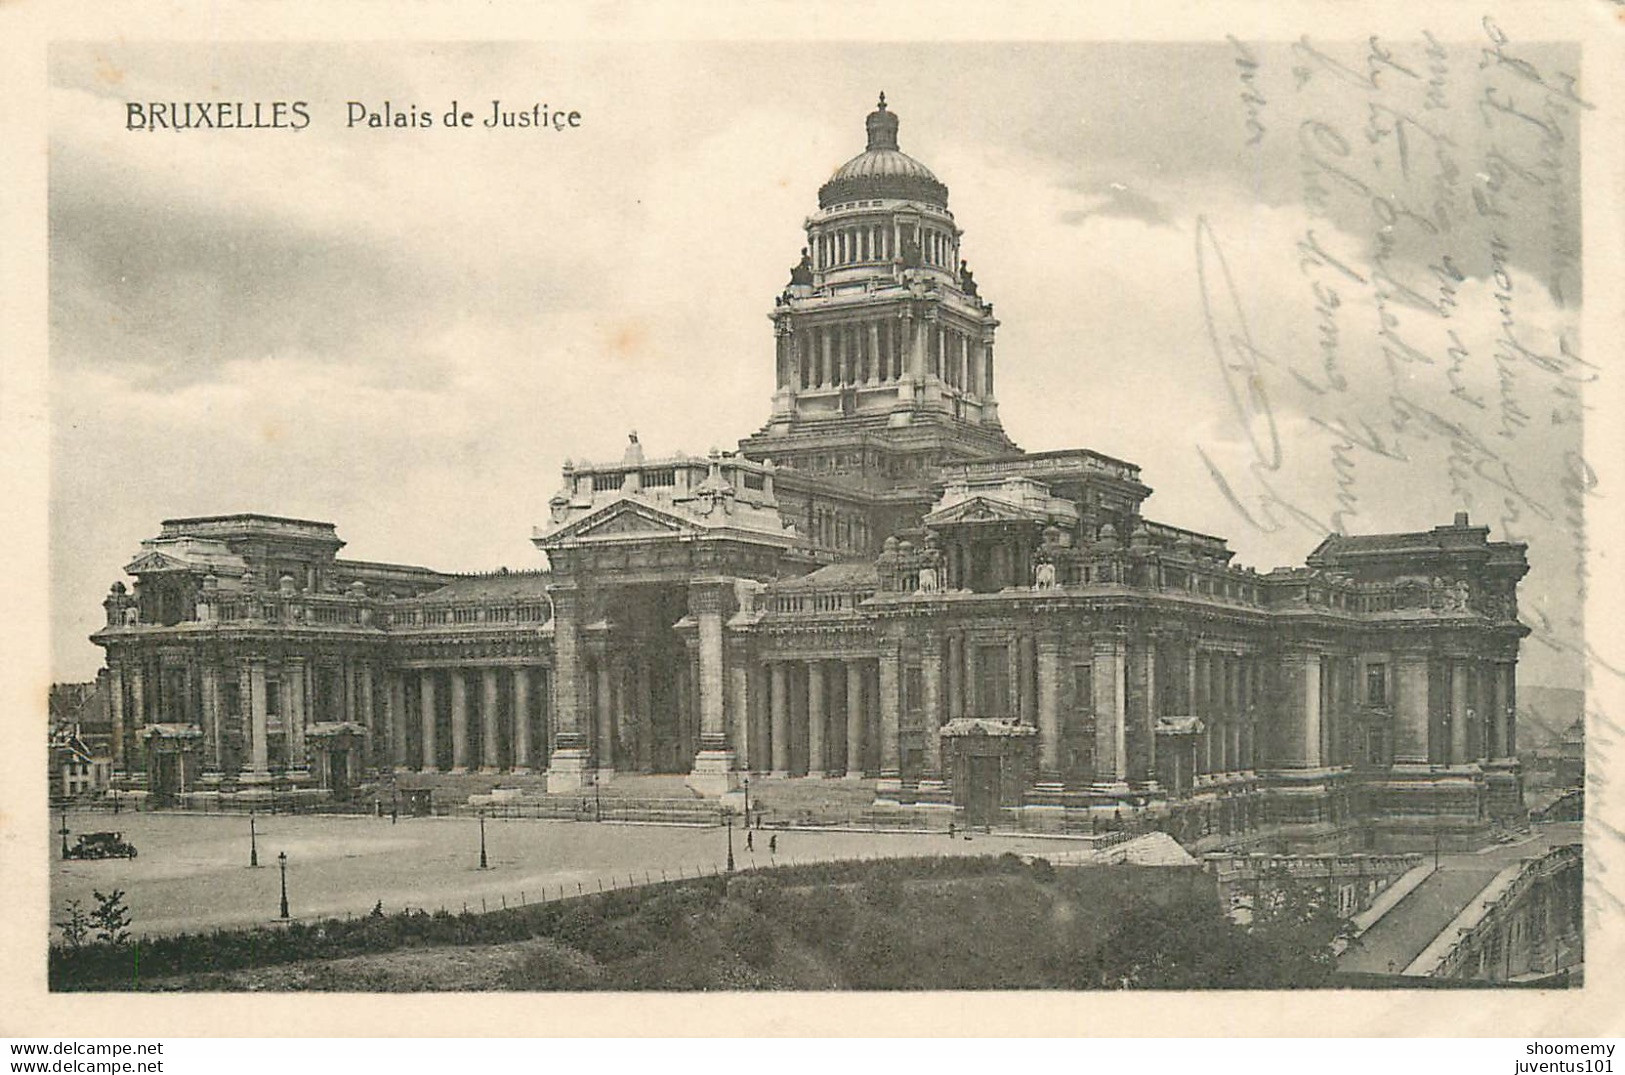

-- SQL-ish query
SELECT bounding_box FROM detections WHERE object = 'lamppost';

[478,810,489,870]
[249,811,259,868]
[742,777,751,828]
[58,811,70,859]
[278,851,289,920]
[726,812,735,873]
[594,780,602,823]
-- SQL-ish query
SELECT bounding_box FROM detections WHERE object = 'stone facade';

[90,97,1530,849]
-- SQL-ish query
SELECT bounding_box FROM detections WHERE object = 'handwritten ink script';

[1191,25,1615,897]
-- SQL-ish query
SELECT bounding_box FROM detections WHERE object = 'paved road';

[1337,823,1581,975]
[49,811,1096,938]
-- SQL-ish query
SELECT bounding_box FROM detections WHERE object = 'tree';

[89,889,132,945]
[55,899,90,950]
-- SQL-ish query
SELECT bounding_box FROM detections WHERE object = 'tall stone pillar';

[419,670,438,771]
[546,588,591,791]
[879,646,901,782]
[593,657,613,776]
[687,581,738,795]
[388,670,408,771]
[807,660,827,778]
[200,662,222,775]
[770,661,790,777]
[286,658,308,770]
[357,662,375,768]
[512,668,533,772]
[1017,635,1036,727]
[1036,634,1061,779]
[481,666,501,773]
[921,641,943,778]
[1133,635,1158,784]
[1092,635,1127,787]
[108,661,127,774]
[1449,658,1470,766]
[729,654,750,771]
[947,633,964,720]
[449,669,471,773]
[1394,652,1431,765]
[247,659,270,777]
[1283,651,1322,768]
[845,660,866,777]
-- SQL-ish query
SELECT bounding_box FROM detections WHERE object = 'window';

[592,472,621,492]
[1366,663,1388,706]
[266,680,282,718]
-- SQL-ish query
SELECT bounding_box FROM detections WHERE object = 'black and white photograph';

[6,3,1624,1044]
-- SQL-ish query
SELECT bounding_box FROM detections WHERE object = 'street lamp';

[478,810,489,870]
[742,777,751,828]
[278,851,289,920]
[594,780,602,823]
[58,810,70,859]
[726,812,735,873]
[249,812,259,868]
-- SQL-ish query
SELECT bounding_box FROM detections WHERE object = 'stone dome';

[818,94,949,209]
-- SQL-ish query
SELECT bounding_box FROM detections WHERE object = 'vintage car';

[64,831,138,860]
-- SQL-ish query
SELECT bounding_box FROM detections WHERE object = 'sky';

[48,38,1588,686]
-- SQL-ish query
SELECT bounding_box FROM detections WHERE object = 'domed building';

[90,96,1530,852]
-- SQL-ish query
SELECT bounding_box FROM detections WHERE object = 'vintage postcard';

[3,0,1623,1039]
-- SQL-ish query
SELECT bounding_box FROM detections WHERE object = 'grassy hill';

[56,855,1342,991]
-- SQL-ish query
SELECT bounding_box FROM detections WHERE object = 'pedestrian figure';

[769,834,778,855]
[391,806,398,825]
[745,830,753,852]
[948,820,956,839]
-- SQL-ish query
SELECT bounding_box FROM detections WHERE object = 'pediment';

[541,498,697,546]
[925,496,1047,527]
[124,551,192,574]
[584,510,683,537]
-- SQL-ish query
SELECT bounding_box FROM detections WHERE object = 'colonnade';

[106,652,386,780]
[755,658,878,778]
[405,665,549,774]
[781,319,992,400]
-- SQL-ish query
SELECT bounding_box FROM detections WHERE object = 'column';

[879,647,901,780]
[1092,636,1126,785]
[481,666,501,772]
[1017,635,1036,726]
[108,661,127,773]
[845,660,865,777]
[512,668,533,771]
[1449,658,1470,766]
[807,661,827,777]
[450,669,470,773]
[419,670,438,771]
[356,662,375,768]
[286,658,308,770]
[729,656,750,769]
[868,322,882,384]
[389,670,408,770]
[1135,636,1157,783]
[1037,634,1061,778]
[547,590,589,786]
[1394,652,1431,764]
[1491,661,1511,760]
[921,641,943,778]
[689,583,734,788]
[770,661,790,777]
[594,658,613,772]
[200,662,222,774]
[964,635,980,717]
[821,329,834,387]
[947,633,964,720]
[1282,651,1322,768]
[248,659,270,775]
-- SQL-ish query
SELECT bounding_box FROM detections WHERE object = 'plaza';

[49,810,1098,938]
